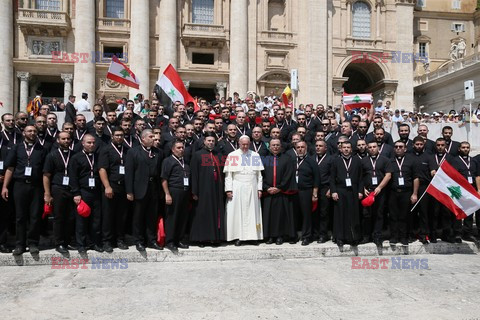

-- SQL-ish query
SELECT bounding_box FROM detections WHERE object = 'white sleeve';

[257,170,263,191]
[225,171,233,192]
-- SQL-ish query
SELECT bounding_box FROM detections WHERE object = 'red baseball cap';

[77,200,91,218]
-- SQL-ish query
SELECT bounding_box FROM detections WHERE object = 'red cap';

[361,193,376,207]
[77,200,91,218]
[42,203,53,219]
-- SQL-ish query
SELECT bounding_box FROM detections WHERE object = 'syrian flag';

[343,93,373,111]
[426,160,480,219]
[157,64,198,111]
[106,56,139,89]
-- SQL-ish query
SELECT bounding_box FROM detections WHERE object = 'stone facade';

[3,0,476,116]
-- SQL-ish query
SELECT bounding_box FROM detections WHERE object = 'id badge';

[0,161,3,170]
[183,177,189,187]
[372,177,378,185]
[88,178,95,187]
[119,166,125,175]
[468,176,473,184]
[62,176,70,186]
[345,178,352,187]
[398,177,405,186]
[25,166,32,177]
[296,175,299,183]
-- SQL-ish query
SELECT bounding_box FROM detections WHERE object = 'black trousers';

[75,188,102,248]
[295,189,313,240]
[165,187,190,245]
[0,186,13,245]
[51,185,74,246]
[13,182,43,247]
[313,186,329,239]
[363,190,386,240]
[463,212,479,237]
[102,183,128,244]
[389,189,411,241]
[414,184,429,238]
[133,181,159,245]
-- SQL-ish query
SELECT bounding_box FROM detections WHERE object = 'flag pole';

[410,187,429,212]
[411,157,446,212]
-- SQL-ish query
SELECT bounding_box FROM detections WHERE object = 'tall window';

[419,43,427,57]
[452,0,461,10]
[268,0,286,31]
[352,1,371,39]
[192,0,214,24]
[35,0,61,11]
[106,0,125,19]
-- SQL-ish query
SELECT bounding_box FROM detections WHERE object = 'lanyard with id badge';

[173,155,189,187]
[396,157,405,186]
[370,157,378,186]
[296,157,305,184]
[58,149,71,186]
[83,151,95,187]
[24,142,37,177]
[343,157,352,187]
[111,143,125,175]
[459,156,474,184]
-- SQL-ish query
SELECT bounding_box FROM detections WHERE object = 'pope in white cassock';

[224,135,264,245]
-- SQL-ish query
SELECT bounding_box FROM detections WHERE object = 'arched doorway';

[342,62,385,94]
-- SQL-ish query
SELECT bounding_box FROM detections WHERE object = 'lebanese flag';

[157,64,198,111]
[426,160,480,219]
[106,56,140,89]
[343,93,373,111]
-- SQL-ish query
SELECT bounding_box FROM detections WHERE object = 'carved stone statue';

[32,40,45,55]
[450,39,467,61]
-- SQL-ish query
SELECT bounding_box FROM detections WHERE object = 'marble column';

[346,1,352,37]
[17,72,31,110]
[229,0,248,98]
[159,0,178,71]
[129,0,150,97]
[73,0,96,103]
[216,82,227,99]
[61,73,73,104]
[0,0,13,115]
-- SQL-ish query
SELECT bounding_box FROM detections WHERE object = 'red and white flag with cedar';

[342,93,373,111]
[426,160,480,219]
[106,56,140,89]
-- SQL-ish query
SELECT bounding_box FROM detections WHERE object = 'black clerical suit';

[412,149,432,240]
[99,143,129,247]
[293,155,319,242]
[190,148,225,243]
[43,147,75,247]
[161,155,191,247]
[261,153,296,241]
[360,154,392,242]
[313,153,333,240]
[389,154,418,244]
[330,155,363,245]
[4,141,47,248]
[125,145,164,246]
[250,140,269,157]
[0,135,15,249]
[69,150,102,249]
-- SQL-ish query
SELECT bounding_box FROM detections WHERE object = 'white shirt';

[75,99,90,112]
[392,114,403,123]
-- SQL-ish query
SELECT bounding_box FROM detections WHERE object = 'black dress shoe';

[166,243,178,252]
[401,239,409,246]
[265,238,274,245]
[29,245,39,254]
[177,242,189,249]
[455,236,463,244]
[373,239,383,247]
[198,243,205,248]
[93,245,104,253]
[56,245,69,254]
[136,243,146,252]
[289,237,297,244]
[234,240,242,246]
[429,237,437,243]
[103,243,114,253]
[0,244,12,253]
[12,246,26,256]
[148,242,164,250]
[117,241,128,250]
[301,239,310,246]
[337,240,344,247]
[317,237,327,244]
[359,237,370,245]
[389,238,398,244]
[276,237,284,245]
[77,247,87,254]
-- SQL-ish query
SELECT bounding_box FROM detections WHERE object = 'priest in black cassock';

[330,140,363,247]
[190,132,225,246]
[261,138,297,245]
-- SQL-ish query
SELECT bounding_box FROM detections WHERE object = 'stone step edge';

[0,242,477,267]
